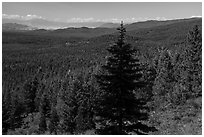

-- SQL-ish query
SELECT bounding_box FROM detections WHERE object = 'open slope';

[125,17,201,31]
[127,18,202,44]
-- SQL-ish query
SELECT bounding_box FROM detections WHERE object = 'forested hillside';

[2,18,202,135]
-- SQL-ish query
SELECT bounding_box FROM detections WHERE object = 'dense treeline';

[2,23,201,135]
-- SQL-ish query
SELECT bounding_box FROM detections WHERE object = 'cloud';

[3,14,21,19]
[191,15,202,18]
[2,14,44,20]
[25,14,43,20]
[67,17,94,22]
[66,18,136,23]
[67,17,126,23]
[102,17,168,23]
[155,17,167,21]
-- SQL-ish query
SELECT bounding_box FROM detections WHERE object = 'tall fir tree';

[49,107,59,134]
[39,92,51,132]
[183,25,202,98]
[95,22,153,134]
[3,86,26,133]
[39,113,47,133]
[60,72,96,134]
[2,90,12,134]
[74,73,96,133]
[152,48,175,109]
[23,76,39,115]
[60,75,79,134]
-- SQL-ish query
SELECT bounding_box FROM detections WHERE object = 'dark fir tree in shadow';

[152,48,176,109]
[39,92,51,132]
[2,90,12,134]
[49,107,59,134]
[23,76,39,115]
[95,22,156,135]
[60,78,79,134]
[59,72,96,134]
[184,25,202,98]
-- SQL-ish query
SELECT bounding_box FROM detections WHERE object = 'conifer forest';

[2,2,202,135]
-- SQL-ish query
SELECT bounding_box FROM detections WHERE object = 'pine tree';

[75,74,96,133]
[39,113,47,133]
[60,72,96,134]
[3,86,27,134]
[95,22,153,134]
[49,107,59,134]
[142,62,157,101]
[60,76,79,134]
[2,90,12,134]
[152,48,175,108]
[183,25,202,98]
[10,93,26,129]
[39,93,51,132]
[23,76,39,115]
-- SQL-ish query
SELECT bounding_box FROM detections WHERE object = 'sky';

[2,2,202,23]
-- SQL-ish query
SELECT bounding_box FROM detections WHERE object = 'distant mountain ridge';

[2,23,37,31]
[3,18,110,29]
[124,17,202,31]
[2,17,202,42]
[99,23,120,28]
[87,17,202,47]
[28,27,117,38]
[127,17,202,41]
[2,17,201,30]
[2,17,202,55]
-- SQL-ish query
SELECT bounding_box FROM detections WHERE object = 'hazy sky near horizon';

[2,2,202,23]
